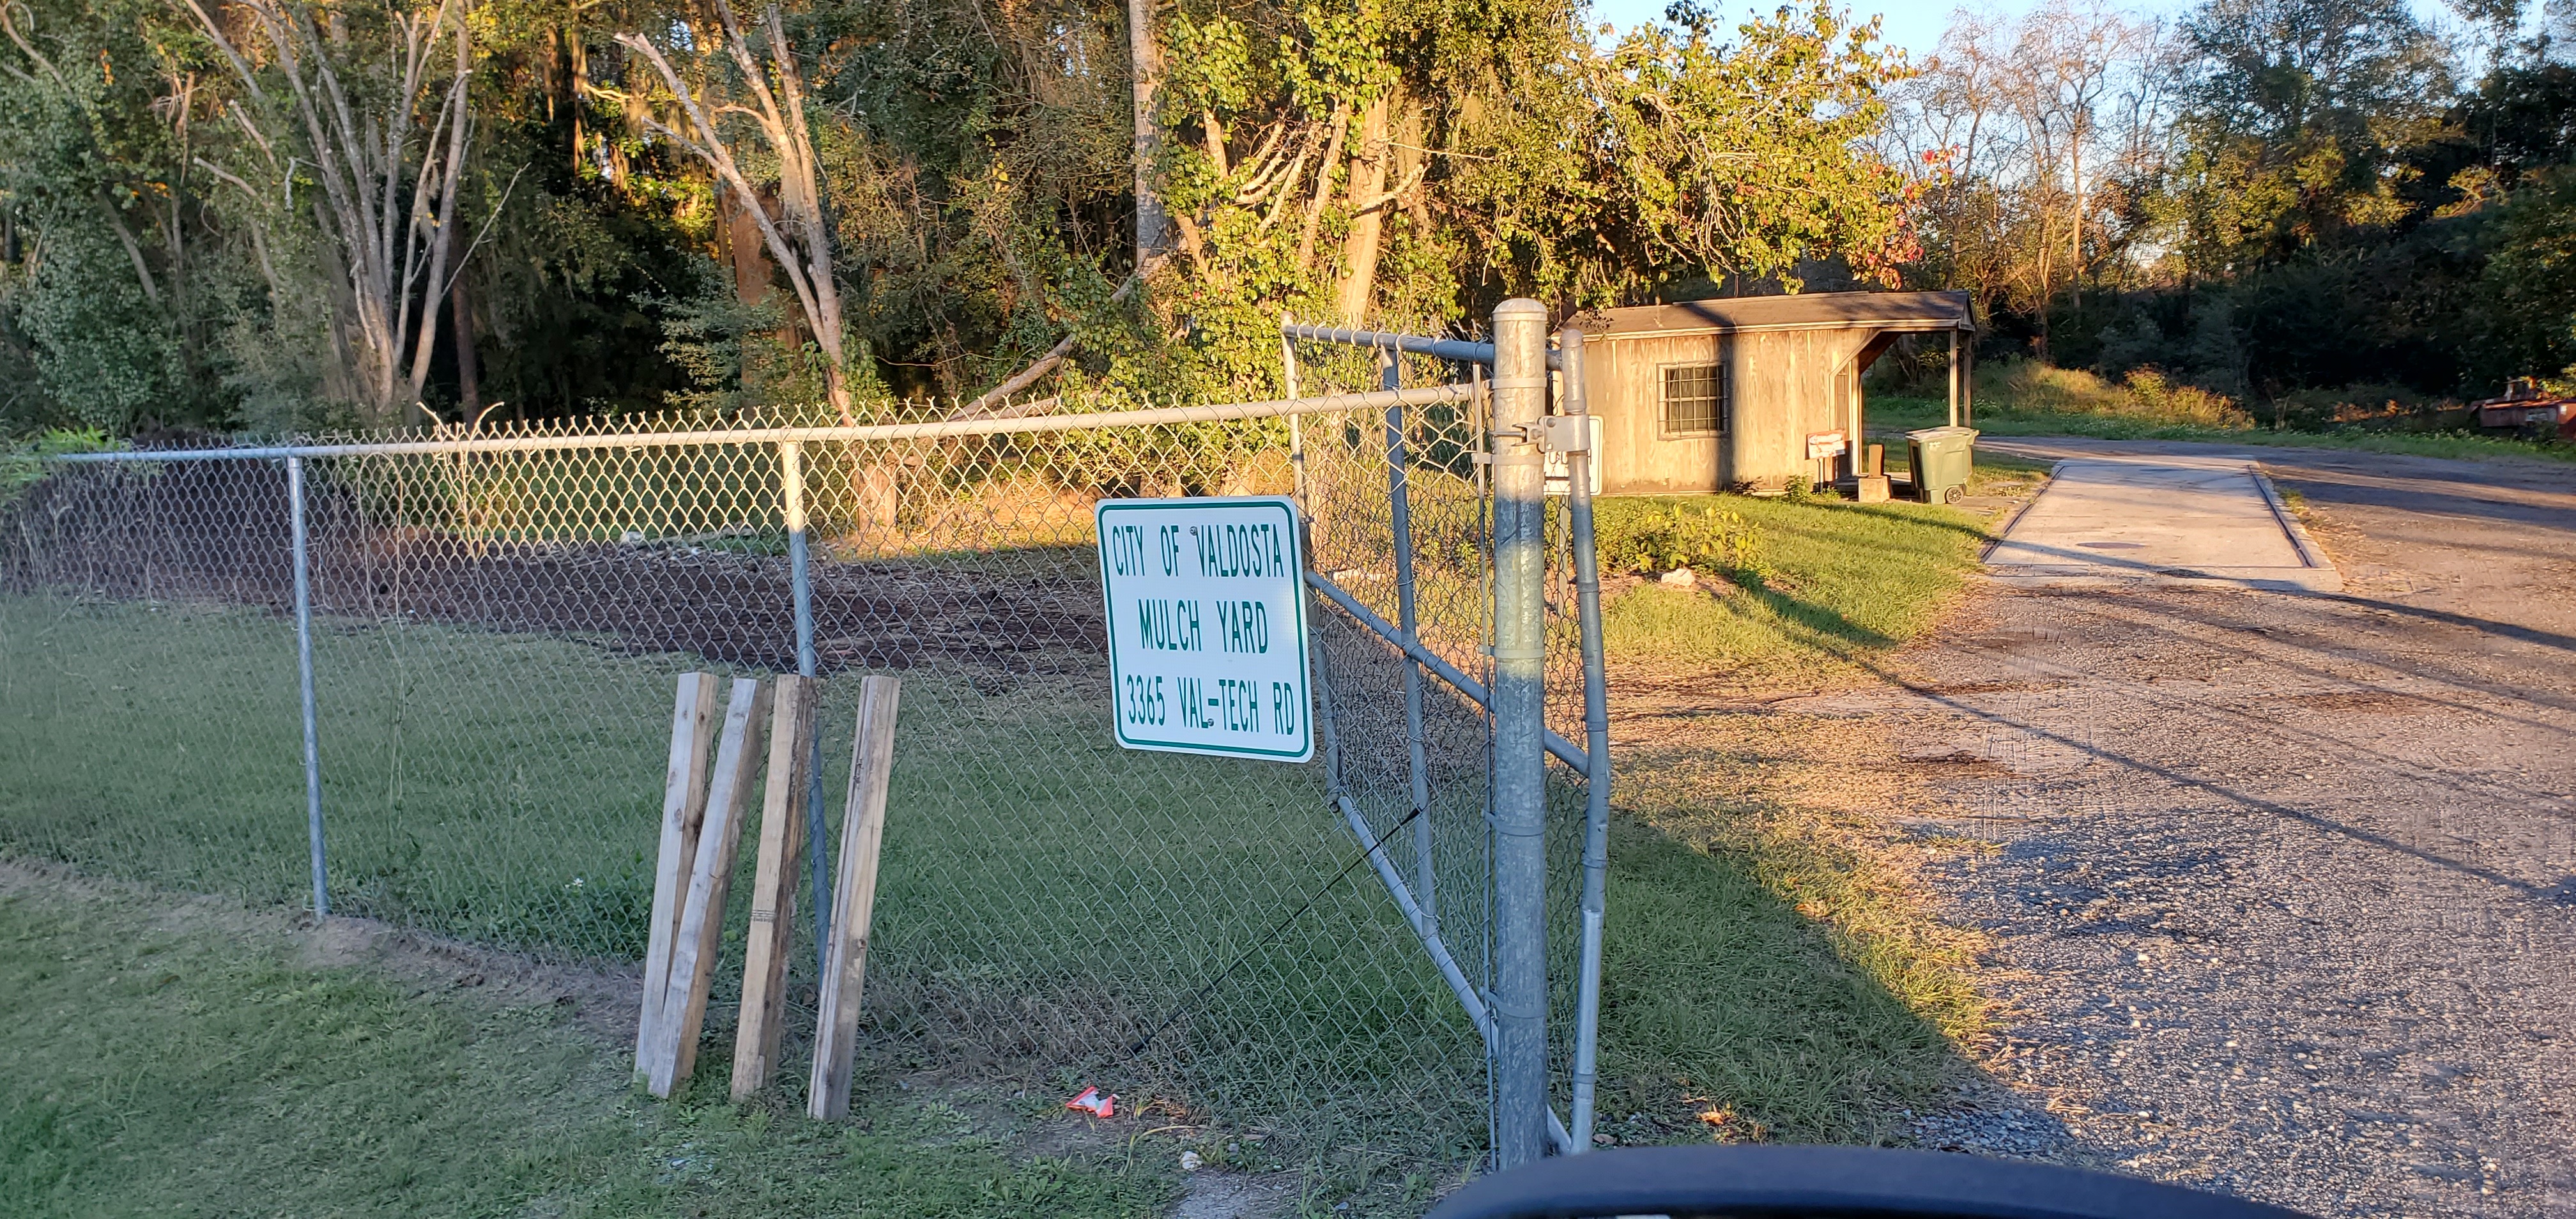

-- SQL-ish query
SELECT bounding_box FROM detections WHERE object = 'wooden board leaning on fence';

[634,671,901,1106]
[732,673,816,1101]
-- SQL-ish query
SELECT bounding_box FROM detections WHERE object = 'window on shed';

[1660,364,1728,436]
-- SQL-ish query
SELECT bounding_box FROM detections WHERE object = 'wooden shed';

[1571,290,1975,495]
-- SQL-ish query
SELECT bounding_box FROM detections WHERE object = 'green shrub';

[1,428,116,505]
[2117,368,2255,428]
[1596,501,1768,584]
[1977,360,2254,429]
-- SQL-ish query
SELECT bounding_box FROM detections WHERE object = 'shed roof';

[1578,289,1972,339]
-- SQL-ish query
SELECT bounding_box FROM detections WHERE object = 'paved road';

[1883,439,2576,1216]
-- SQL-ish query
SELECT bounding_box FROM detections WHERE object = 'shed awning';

[1577,289,1973,339]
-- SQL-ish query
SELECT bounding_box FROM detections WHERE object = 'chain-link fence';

[0,307,1609,1179]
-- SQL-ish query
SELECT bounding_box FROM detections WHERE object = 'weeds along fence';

[0,305,1609,1177]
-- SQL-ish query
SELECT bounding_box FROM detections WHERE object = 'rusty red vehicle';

[2473,378,2576,438]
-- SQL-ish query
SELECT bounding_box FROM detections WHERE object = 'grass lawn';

[1590,491,1994,687]
[1871,392,2576,464]
[1598,721,1991,1146]
[2,484,2021,1211]
[0,594,1487,1181]
[0,865,1177,1218]
[1571,491,2002,1147]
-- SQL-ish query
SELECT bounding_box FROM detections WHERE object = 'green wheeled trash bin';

[1906,425,1978,505]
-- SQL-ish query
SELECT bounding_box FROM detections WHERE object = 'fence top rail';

[1279,321,1563,371]
[45,384,1477,464]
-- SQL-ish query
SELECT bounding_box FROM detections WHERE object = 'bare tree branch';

[944,263,1156,421]
[96,192,162,303]
[1294,102,1348,270]
[182,0,477,424]
[615,3,852,416]
[951,334,1076,420]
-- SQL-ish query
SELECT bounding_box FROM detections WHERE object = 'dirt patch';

[1952,630,2070,655]
[1897,749,2019,776]
[1923,680,2053,696]
[3,463,1105,675]
[1173,1171,1300,1219]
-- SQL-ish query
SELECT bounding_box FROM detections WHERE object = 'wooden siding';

[1584,327,1880,494]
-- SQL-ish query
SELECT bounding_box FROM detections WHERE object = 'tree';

[1579,8,1918,296]
[2162,0,2451,273]
[1131,0,1170,259]
[0,0,235,429]
[2449,0,2526,72]
[0,0,1934,436]
[1148,0,1405,325]
[1889,11,2021,317]
[185,0,482,426]
[2007,2,2147,310]
[617,2,854,418]
[1892,2,2156,354]
[2476,165,2576,379]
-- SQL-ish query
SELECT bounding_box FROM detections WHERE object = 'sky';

[1578,0,2189,57]
[1581,0,2468,59]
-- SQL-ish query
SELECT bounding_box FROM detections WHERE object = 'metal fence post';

[1488,298,1551,1168]
[1558,327,1612,1152]
[1381,349,1438,938]
[1282,318,1308,507]
[781,440,831,983]
[286,455,329,919]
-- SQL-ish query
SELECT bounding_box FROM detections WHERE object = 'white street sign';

[1095,496,1313,762]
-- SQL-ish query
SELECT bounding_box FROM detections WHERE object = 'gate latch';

[1499,415,1592,453]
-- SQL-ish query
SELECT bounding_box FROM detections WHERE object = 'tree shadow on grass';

[1589,547,2058,1150]
[1738,583,1901,652]
[1834,501,1999,545]
[1607,565,1938,670]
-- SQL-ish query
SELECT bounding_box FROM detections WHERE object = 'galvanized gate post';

[781,440,831,983]
[1558,328,1613,1152]
[1488,298,1551,1168]
[286,455,329,918]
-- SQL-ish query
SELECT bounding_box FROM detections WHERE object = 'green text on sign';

[1096,496,1313,762]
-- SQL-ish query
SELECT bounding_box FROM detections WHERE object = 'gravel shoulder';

[1867,438,2576,1216]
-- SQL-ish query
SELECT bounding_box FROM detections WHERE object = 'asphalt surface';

[1885,439,2576,1216]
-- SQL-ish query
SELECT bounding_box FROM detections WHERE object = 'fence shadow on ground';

[1597,754,2009,1149]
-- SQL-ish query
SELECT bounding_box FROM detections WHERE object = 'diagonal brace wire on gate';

[1125,804,1427,1059]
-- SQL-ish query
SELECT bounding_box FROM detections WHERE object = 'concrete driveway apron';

[1982,452,2341,592]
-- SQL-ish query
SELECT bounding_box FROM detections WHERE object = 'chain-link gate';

[0,301,1608,1179]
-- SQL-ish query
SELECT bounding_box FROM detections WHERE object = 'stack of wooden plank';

[634,671,902,1113]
